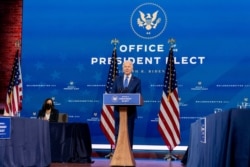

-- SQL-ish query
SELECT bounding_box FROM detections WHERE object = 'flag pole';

[159,38,180,161]
[103,38,119,159]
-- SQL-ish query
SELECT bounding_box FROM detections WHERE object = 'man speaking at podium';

[111,60,141,149]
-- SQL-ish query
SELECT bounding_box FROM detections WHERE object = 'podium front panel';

[103,93,142,106]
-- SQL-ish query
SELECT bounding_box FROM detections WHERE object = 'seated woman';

[37,98,59,122]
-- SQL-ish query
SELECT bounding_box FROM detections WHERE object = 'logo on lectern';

[112,95,118,102]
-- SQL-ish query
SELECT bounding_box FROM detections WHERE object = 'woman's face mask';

[45,103,52,110]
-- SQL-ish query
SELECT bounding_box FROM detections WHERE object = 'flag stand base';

[163,150,179,161]
[104,152,113,159]
[105,145,114,159]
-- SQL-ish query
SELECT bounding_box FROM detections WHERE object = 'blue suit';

[111,75,141,148]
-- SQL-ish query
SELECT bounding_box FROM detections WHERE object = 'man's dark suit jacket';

[111,75,141,117]
[111,75,141,147]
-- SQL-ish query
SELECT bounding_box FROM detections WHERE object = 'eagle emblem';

[130,3,167,39]
[137,10,161,30]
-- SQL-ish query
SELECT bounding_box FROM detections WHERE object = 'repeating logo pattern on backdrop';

[130,3,167,39]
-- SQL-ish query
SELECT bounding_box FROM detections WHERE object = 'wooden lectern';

[103,93,143,167]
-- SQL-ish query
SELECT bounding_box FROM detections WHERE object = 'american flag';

[4,50,23,116]
[100,47,119,145]
[158,47,180,150]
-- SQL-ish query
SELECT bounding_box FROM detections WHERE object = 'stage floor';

[50,158,184,167]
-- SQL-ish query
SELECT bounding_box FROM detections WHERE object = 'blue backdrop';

[21,0,250,148]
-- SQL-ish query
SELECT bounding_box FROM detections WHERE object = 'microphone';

[119,88,123,93]
[123,87,128,93]
[119,87,128,93]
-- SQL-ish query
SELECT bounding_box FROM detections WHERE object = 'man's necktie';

[124,76,129,87]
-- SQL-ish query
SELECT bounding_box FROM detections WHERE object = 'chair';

[58,113,68,123]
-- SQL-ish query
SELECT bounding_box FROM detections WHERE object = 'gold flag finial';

[15,40,21,48]
[111,38,119,46]
[168,38,175,46]
[168,38,177,50]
